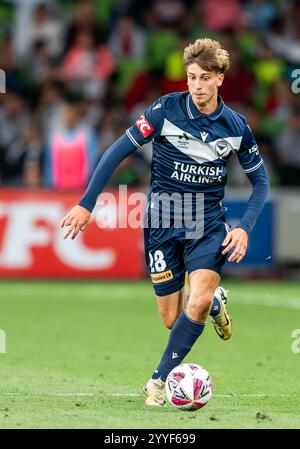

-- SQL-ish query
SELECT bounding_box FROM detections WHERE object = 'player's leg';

[156,286,186,329]
[185,222,232,340]
[144,284,231,406]
[185,272,222,318]
[185,281,232,340]
[144,223,232,406]
[148,269,219,393]
[206,223,232,340]
[186,269,220,322]
[143,235,187,406]
[143,288,186,406]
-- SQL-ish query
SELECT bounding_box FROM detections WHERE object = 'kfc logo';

[135,114,154,138]
[0,191,144,278]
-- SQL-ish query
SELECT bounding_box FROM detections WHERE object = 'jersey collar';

[186,93,224,120]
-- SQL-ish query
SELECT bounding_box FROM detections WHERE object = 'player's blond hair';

[183,38,230,74]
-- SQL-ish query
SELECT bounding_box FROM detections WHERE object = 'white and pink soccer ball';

[165,363,213,411]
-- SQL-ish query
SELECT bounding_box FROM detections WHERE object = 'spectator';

[124,69,164,112]
[35,81,65,140]
[108,15,146,60]
[273,107,300,186]
[0,91,30,184]
[252,41,285,85]
[0,35,24,94]
[1,0,299,191]
[60,30,115,99]
[245,0,278,32]
[160,33,190,95]
[64,0,105,53]
[29,39,53,86]
[22,123,43,188]
[199,0,246,33]
[29,3,63,58]
[14,2,63,61]
[43,97,100,189]
[265,16,300,65]
[266,79,299,121]
[8,0,58,59]
[152,0,186,27]
[219,43,255,109]
[99,106,127,151]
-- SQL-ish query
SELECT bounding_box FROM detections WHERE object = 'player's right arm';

[61,98,165,239]
[61,204,91,240]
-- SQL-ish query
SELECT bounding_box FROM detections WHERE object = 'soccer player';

[61,39,269,406]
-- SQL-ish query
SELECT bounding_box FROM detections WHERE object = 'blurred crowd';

[0,0,300,189]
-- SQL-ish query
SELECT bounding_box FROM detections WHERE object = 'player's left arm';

[222,124,270,263]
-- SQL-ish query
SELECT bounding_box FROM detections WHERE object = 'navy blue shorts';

[144,221,229,297]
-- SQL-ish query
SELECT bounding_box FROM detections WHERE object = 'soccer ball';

[165,363,213,411]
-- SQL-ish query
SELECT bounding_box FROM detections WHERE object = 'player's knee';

[187,293,213,316]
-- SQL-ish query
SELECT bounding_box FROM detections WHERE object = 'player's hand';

[221,227,248,263]
[61,205,91,240]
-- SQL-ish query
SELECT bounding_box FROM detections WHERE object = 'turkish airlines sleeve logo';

[135,114,154,138]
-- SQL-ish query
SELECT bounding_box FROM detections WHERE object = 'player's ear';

[217,73,224,87]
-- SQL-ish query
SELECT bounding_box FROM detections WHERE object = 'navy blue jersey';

[126,92,263,227]
[79,91,269,236]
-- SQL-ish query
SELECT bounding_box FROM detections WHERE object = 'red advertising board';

[0,189,145,279]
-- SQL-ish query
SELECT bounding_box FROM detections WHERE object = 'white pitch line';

[230,293,300,311]
[0,392,292,398]
[0,392,139,397]
[0,392,93,397]
[8,285,300,309]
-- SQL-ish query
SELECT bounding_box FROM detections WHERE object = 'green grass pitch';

[0,280,300,429]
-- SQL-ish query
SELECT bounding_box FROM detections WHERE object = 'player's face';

[186,63,224,109]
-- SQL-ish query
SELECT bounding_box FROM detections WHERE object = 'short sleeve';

[237,124,263,174]
[126,98,165,148]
